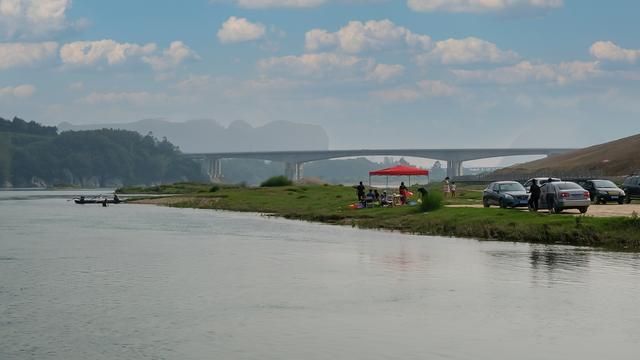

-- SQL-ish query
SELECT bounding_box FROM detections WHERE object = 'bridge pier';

[285,162,304,182]
[205,158,223,183]
[446,160,464,178]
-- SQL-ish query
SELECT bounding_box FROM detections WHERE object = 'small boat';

[73,195,121,205]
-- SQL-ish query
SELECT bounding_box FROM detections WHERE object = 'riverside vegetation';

[0,117,204,187]
[120,181,640,251]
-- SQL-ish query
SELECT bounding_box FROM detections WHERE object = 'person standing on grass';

[355,181,365,201]
[443,177,451,198]
[450,181,457,198]
[528,179,541,211]
[399,182,408,205]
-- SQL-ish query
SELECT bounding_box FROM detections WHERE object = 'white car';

[536,181,590,214]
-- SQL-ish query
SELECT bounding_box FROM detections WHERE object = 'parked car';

[523,177,561,192]
[537,181,590,214]
[622,175,640,203]
[483,181,530,208]
[577,179,625,204]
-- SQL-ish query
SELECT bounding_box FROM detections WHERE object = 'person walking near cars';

[545,177,555,212]
[528,179,541,211]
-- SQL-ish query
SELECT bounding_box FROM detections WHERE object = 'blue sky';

[2,0,640,154]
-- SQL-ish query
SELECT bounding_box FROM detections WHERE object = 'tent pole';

[369,175,371,187]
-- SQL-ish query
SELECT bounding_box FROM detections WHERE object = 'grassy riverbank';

[120,182,640,251]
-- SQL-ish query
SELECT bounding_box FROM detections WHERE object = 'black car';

[578,179,626,204]
[622,175,640,204]
[483,181,530,208]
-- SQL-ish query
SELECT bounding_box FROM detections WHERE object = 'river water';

[1,190,640,360]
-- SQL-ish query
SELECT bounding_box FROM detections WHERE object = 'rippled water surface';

[2,190,640,360]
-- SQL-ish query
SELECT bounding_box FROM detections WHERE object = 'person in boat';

[102,198,108,207]
[79,196,85,203]
[113,194,120,203]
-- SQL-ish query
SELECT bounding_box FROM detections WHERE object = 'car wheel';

[579,207,588,214]
[499,199,506,209]
[625,195,632,204]
[483,199,490,208]
[618,198,625,205]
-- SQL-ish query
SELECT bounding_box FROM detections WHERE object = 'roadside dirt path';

[447,204,640,217]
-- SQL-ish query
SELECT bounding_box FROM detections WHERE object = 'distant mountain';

[58,119,330,153]
[498,133,640,176]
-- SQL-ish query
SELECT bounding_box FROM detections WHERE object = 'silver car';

[537,181,590,214]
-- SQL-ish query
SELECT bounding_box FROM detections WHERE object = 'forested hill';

[0,117,205,188]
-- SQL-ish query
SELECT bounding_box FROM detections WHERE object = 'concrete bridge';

[184,148,576,182]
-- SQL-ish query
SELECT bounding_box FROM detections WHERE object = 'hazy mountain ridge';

[59,119,330,153]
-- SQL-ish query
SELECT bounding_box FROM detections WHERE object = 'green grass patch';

[125,182,640,251]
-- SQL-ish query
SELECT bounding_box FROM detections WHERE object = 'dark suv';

[578,179,625,204]
[622,175,640,203]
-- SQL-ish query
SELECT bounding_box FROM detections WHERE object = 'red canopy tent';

[369,165,429,187]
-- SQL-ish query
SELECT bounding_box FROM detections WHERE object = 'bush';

[260,175,293,187]
[420,189,443,212]
[209,185,220,192]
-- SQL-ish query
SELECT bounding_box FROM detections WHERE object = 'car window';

[592,180,617,188]
[557,183,582,190]
[498,183,526,192]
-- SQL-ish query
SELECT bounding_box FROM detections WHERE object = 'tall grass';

[260,175,293,187]
[420,189,443,212]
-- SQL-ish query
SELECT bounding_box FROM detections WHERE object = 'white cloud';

[371,88,420,102]
[0,41,57,69]
[59,39,157,66]
[305,19,431,53]
[0,84,36,98]
[142,41,199,71]
[232,0,325,8]
[366,63,404,82]
[217,16,266,43]
[452,60,600,85]
[417,37,518,65]
[371,79,458,102]
[79,91,168,106]
[258,52,373,79]
[0,0,73,39]
[590,41,640,63]
[259,52,403,83]
[407,0,563,13]
[417,79,457,96]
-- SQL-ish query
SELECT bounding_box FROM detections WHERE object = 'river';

[1,190,640,359]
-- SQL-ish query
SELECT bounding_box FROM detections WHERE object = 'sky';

[2,0,640,153]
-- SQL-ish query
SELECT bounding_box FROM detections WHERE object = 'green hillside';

[0,117,205,188]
